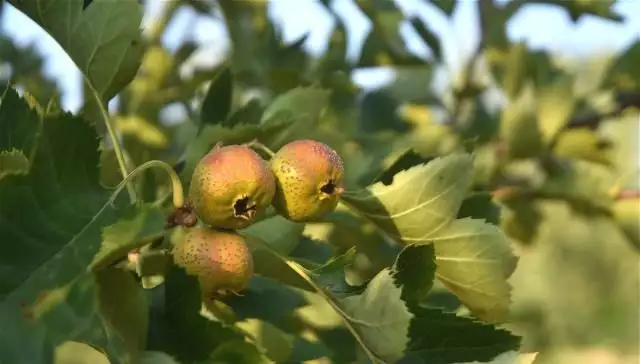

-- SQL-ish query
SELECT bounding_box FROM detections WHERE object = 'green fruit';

[173,227,253,297]
[189,144,276,229]
[270,139,345,221]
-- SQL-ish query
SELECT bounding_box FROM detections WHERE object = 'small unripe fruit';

[173,227,253,297]
[270,139,345,221]
[189,144,276,229]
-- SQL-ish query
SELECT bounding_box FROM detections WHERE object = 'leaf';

[0,149,30,180]
[95,268,149,357]
[341,153,474,244]
[54,341,111,364]
[392,244,437,303]
[509,201,639,352]
[603,40,640,90]
[533,0,623,23]
[259,87,331,148]
[612,197,640,250]
[400,306,521,364]
[235,318,295,363]
[9,0,145,101]
[499,83,543,159]
[553,129,613,165]
[200,65,234,127]
[0,88,159,363]
[539,159,616,210]
[430,0,458,16]
[241,215,304,256]
[536,76,576,144]
[0,86,41,153]
[431,218,516,323]
[409,17,442,61]
[340,268,414,363]
[457,193,501,226]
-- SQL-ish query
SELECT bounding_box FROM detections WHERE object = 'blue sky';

[2,0,639,111]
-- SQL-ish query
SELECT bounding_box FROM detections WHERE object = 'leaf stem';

[245,139,276,158]
[254,240,382,364]
[90,83,137,203]
[108,160,185,209]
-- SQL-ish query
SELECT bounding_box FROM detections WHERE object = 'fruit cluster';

[172,139,345,298]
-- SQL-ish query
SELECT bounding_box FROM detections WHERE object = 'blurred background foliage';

[1,0,639,363]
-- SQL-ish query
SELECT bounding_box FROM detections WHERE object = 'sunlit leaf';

[431,218,516,323]
[0,149,30,180]
[537,75,576,144]
[341,153,474,244]
[500,83,543,159]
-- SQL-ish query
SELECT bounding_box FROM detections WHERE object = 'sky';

[1,0,639,112]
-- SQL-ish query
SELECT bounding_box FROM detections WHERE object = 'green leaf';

[431,218,516,323]
[532,0,623,22]
[613,197,640,250]
[54,341,111,364]
[0,149,30,180]
[235,318,295,363]
[553,128,613,165]
[539,159,616,210]
[9,0,145,101]
[200,65,234,127]
[341,153,474,244]
[409,17,442,61]
[0,87,41,153]
[340,268,414,362]
[603,41,640,90]
[392,244,437,303]
[259,87,331,148]
[95,268,149,357]
[499,83,544,159]
[400,306,520,363]
[509,201,639,352]
[241,214,304,256]
[430,0,457,16]
[0,89,160,363]
[536,76,576,144]
[457,193,501,226]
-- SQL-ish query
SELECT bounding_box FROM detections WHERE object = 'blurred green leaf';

[200,65,234,127]
[531,0,623,23]
[500,84,544,159]
[54,341,111,364]
[603,41,640,90]
[612,197,640,250]
[0,149,30,180]
[553,129,613,165]
[259,86,331,148]
[429,0,458,16]
[409,17,443,61]
[537,75,576,144]
[235,318,295,363]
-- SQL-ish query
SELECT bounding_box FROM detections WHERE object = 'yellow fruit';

[189,144,276,229]
[270,139,344,221]
[172,227,253,297]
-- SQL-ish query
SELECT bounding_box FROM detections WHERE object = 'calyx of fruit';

[189,144,276,229]
[270,139,345,221]
[172,227,254,297]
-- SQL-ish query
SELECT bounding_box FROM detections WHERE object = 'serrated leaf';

[341,153,474,244]
[9,0,145,101]
[0,89,158,363]
[392,244,437,303]
[400,306,520,364]
[0,149,30,179]
[0,87,41,153]
[259,87,331,148]
[537,76,576,144]
[500,83,543,159]
[431,218,516,323]
[200,65,233,127]
[341,268,414,362]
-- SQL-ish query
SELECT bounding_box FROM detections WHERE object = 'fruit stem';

[108,160,185,209]
[244,139,275,158]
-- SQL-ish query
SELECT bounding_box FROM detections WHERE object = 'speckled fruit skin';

[172,227,253,296]
[270,139,345,221]
[189,144,276,229]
